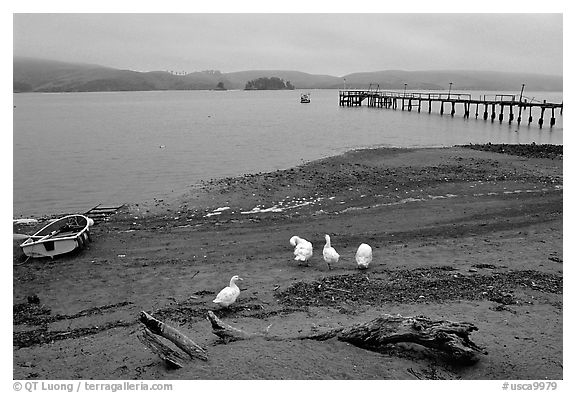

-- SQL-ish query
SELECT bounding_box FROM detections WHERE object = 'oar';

[13,233,44,240]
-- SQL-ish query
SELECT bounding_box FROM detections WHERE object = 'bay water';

[13,89,563,218]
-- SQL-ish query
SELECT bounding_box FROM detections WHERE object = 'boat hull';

[20,214,92,258]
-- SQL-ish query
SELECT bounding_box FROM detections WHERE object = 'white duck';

[290,236,313,265]
[323,234,340,270]
[213,275,243,307]
[355,243,373,269]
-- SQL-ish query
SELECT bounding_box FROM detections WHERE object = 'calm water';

[13,89,563,218]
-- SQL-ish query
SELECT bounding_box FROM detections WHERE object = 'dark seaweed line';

[14,301,134,326]
[14,320,137,349]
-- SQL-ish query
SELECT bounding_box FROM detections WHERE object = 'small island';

[244,77,295,90]
[213,81,227,91]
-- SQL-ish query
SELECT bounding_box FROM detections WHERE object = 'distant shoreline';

[13,87,565,94]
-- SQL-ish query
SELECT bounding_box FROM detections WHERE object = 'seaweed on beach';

[13,302,52,325]
[460,143,562,160]
[13,298,137,348]
[14,320,135,349]
[275,268,562,308]
[13,299,134,326]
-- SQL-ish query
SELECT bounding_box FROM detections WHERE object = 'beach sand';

[13,145,562,380]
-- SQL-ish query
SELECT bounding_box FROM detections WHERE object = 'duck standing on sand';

[355,243,373,269]
[290,236,313,265]
[323,234,340,270]
[213,275,243,307]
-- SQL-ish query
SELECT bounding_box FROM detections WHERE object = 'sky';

[12,11,563,76]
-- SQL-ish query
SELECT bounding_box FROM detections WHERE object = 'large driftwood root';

[207,311,484,365]
[138,311,208,367]
[315,315,485,365]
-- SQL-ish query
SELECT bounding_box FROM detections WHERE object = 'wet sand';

[13,145,563,380]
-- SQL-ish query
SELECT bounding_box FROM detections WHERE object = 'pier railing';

[338,89,563,127]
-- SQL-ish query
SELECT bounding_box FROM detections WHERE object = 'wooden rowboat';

[20,214,93,258]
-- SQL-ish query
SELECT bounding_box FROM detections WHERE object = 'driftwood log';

[207,311,484,364]
[137,328,192,368]
[138,311,208,366]
[206,311,279,342]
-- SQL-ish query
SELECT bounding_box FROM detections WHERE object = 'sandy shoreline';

[13,145,562,380]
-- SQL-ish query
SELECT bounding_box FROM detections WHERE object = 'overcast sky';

[13,13,563,76]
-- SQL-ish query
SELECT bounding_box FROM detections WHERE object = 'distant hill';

[13,57,563,93]
[13,57,230,92]
[340,70,563,91]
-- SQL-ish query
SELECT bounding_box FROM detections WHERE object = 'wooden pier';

[339,89,563,128]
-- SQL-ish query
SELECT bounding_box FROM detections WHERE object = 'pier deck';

[339,89,563,128]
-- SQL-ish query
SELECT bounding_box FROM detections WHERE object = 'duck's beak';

[238,277,244,281]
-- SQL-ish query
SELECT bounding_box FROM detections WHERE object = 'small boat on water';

[20,214,94,258]
[300,93,311,103]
